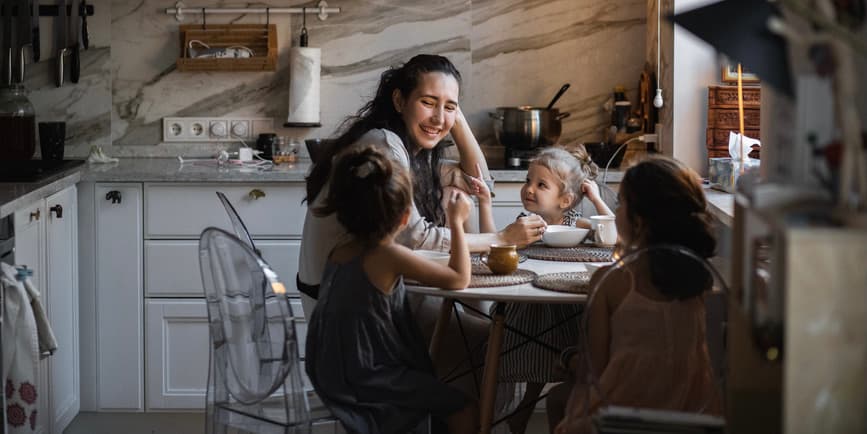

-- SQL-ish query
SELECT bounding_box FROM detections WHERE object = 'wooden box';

[707,86,761,159]
[177,24,277,72]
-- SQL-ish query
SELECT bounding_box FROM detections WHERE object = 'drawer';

[145,239,301,297]
[707,85,761,108]
[707,108,761,130]
[145,183,306,238]
[706,128,760,147]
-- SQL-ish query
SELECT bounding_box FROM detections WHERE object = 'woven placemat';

[524,245,614,262]
[469,265,536,288]
[533,271,592,294]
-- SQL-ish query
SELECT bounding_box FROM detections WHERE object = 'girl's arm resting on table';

[400,193,472,289]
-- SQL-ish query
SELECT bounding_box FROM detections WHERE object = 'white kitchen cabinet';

[491,183,524,229]
[12,184,79,434]
[79,183,144,412]
[144,299,209,410]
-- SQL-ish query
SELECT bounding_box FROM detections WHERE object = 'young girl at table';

[548,156,722,434]
[469,144,614,434]
[305,145,479,434]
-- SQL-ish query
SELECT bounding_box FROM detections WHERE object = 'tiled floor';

[64,411,551,434]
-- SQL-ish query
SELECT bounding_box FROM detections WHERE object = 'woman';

[298,54,546,309]
[297,54,546,400]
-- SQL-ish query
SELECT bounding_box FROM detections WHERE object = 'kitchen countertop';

[1,158,627,218]
[704,186,734,227]
[0,166,83,218]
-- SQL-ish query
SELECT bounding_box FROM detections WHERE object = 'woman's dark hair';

[620,156,717,299]
[312,145,413,246]
[305,54,462,226]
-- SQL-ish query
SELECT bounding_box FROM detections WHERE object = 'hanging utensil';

[14,0,30,83]
[545,83,570,110]
[79,0,87,49]
[54,0,65,87]
[30,0,38,60]
[68,0,78,83]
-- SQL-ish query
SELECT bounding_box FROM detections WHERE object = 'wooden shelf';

[176,24,277,72]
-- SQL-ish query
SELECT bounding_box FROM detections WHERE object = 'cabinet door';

[94,184,144,411]
[145,299,209,410]
[44,186,79,432]
[13,201,50,434]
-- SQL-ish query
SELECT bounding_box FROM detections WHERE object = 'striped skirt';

[497,303,583,383]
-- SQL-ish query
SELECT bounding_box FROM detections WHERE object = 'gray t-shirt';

[298,129,463,288]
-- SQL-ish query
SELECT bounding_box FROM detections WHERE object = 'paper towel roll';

[286,47,321,125]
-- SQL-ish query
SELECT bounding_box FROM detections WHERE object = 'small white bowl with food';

[542,225,590,248]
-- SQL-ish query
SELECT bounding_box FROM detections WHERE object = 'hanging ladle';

[545,83,571,110]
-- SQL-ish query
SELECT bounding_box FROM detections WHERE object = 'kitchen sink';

[0,159,85,182]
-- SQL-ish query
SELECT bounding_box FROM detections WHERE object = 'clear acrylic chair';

[216,191,258,254]
[574,245,729,432]
[199,227,335,433]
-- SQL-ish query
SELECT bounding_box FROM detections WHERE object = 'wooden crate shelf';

[177,24,277,72]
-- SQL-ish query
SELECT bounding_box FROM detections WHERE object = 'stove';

[502,148,541,169]
[0,160,85,182]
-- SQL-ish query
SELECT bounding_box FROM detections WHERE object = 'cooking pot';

[489,106,571,149]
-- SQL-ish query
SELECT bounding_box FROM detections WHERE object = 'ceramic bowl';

[542,225,589,248]
[414,249,450,267]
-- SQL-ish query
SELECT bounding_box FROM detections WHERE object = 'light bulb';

[653,88,664,108]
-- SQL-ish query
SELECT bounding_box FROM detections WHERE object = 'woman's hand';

[500,214,547,247]
[446,190,472,226]
[581,179,602,204]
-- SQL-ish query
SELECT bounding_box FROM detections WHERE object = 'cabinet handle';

[50,204,64,218]
[248,189,265,200]
[29,208,40,222]
[105,190,122,204]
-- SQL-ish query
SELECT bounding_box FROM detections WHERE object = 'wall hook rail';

[166,0,339,22]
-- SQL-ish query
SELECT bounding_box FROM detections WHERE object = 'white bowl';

[414,249,451,267]
[542,225,589,248]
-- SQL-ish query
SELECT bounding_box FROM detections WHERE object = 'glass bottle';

[0,84,37,160]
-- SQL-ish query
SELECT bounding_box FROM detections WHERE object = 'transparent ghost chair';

[216,191,258,254]
[199,227,336,433]
[567,245,729,433]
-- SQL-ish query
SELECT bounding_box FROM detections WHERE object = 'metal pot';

[489,106,571,149]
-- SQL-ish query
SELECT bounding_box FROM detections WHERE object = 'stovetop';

[0,160,85,182]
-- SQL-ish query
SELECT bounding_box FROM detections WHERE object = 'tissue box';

[708,158,760,192]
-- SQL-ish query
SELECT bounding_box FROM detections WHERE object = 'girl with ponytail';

[306,145,479,434]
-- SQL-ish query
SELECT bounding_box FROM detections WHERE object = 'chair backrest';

[198,227,309,420]
[216,191,257,252]
[580,245,729,414]
[574,182,618,218]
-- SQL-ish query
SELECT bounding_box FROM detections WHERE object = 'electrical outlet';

[163,117,273,142]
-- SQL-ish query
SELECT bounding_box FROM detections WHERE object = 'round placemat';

[524,245,614,262]
[533,271,592,294]
[469,266,536,288]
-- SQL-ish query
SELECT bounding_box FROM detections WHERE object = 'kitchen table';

[406,258,596,434]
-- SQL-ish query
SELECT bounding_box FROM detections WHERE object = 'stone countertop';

[0,167,83,219]
[704,186,734,227]
[78,157,625,184]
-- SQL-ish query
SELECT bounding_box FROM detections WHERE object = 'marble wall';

[22,0,647,158]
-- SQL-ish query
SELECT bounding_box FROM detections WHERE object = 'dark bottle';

[256,133,276,160]
[0,85,37,161]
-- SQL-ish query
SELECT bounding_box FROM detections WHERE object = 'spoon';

[545,83,571,110]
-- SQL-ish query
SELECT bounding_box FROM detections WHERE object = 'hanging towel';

[21,274,56,359]
[1,263,41,432]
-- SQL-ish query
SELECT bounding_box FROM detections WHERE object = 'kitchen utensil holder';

[177,24,277,72]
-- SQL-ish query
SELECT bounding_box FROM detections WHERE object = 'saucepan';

[489,106,571,149]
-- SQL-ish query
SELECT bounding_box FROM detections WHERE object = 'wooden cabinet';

[12,184,79,433]
[706,85,761,158]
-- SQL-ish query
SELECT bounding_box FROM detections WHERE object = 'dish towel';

[1,263,41,432]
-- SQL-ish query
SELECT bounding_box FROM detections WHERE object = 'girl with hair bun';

[306,145,479,434]
[548,156,722,434]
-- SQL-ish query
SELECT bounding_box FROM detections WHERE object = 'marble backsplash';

[21,0,647,158]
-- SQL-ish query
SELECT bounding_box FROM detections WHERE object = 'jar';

[0,84,37,160]
[273,137,299,165]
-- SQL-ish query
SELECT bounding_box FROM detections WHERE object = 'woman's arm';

[452,107,491,181]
